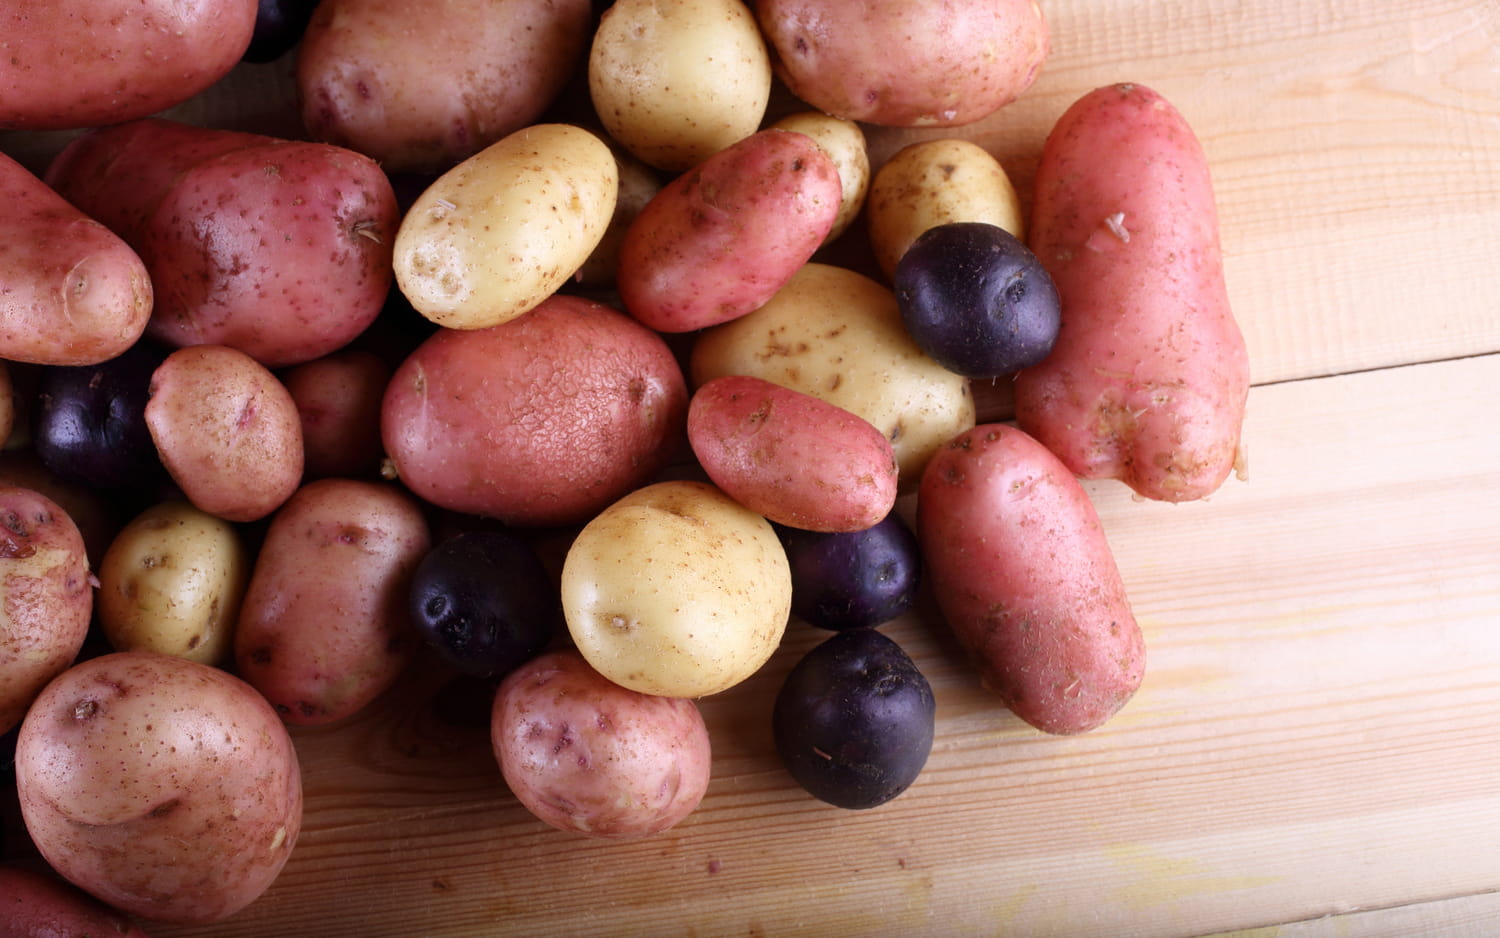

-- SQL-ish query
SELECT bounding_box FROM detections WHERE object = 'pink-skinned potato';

[688,375,898,532]
[917,424,1144,735]
[0,865,151,937]
[1015,83,1250,502]
[14,652,302,925]
[234,478,431,726]
[0,151,152,367]
[282,349,391,479]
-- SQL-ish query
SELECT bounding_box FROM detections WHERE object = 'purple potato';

[244,0,322,63]
[31,340,169,490]
[777,513,921,631]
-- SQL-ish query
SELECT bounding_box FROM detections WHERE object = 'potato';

[574,147,665,288]
[0,451,121,566]
[1015,83,1251,502]
[617,129,842,333]
[768,112,870,244]
[14,651,302,924]
[867,138,1026,283]
[491,649,713,838]
[0,0,256,130]
[234,478,431,726]
[0,150,152,366]
[298,0,593,173]
[0,486,92,736]
[0,865,150,937]
[561,480,791,698]
[394,123,618,330]
[282,349,391,479]
[688,375,898,532]
[917,424,1144,735]
[589,0,771,172]
[0,360,13,449]
[145,345,304,523]
[690,262,975,488]
[381,294,687,527]
[96,500,249,666]
[756,0,1048,127]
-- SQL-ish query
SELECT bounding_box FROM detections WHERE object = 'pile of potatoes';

[0,0,1249,927]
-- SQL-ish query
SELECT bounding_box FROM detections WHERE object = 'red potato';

[1016,83,1250,502]
[381,294,688,527]
[0,151,152,366]
[234,478,431,726]
[282,349,392,479]
[0,865,151,937]
[0,0,257,130]
[617,129,842,333]
[145,345,305,523]
[917,424,1144,735]
[492,650,713,838]
[688,375,898,532]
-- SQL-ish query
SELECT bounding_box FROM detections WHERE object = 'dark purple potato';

[244,0,322,63]
[778,513,921,631]
[894,221,1061,379]
[773,628,935,810]
[31,340,168,490]
[409,530,559,679]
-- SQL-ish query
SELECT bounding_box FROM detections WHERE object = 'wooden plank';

[1204,890,1500,937]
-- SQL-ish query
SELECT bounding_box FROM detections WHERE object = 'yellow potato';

[866,138,1025,281]
[96,500,248,666]
[690,262,975,488]
[561,480,790,698]
[393,123,618,330]
[768,112,870,244]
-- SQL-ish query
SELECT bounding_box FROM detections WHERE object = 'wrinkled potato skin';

[866,138,1026,282]
[589,0,771,172]
[97,500,248,666]
[1016,83,1250,502]
[690,263,974,488]
[917,425,1144,735]
[283,349,391,479]
[757,0,1048,127]
[0,0,257,130]
[234,479,431,726]
[0,151,152,366]
[492,650,713,838]
[0,865,151,936]
[768,112,870,244]
[298,0,592,173]
[15,651,302,924]
[0,487,92,736]
[145,345,304,523]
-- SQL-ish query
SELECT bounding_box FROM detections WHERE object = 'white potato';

[393,123,618,329]
[96,500,248,666]
[866,138,1025,281]
[589,0,771,172]
[561,480,790,698]
[690,262,975,487]
[768,112,870,244]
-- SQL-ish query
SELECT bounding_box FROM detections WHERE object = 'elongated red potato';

[917,424,1144,735]
[1015,83,1249,502]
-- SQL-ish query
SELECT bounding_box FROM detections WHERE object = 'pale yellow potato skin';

[97,500,248,666]
[589,0,771,172]
[768,112,870,244]
[866,138,1026,282]
[393,123,618,330]
[690,262,975,489]
[561,480,790,698]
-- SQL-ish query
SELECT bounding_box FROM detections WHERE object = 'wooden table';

[5,1,1499,935]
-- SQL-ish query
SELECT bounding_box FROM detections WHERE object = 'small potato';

[492,649,713,838]
[96,500,249,666]
[14,651,302,924]
[690,262,975,488]
[688,375,897,532]
[561,481,790,698]
[768,112,871,244]
[867,138,1026,282]
[234,478,431,725]
[282,349,391,479]
[589,0,771,172]
[574,147,665,288]
[394,124,618,330]
[0,866,150,938]
[917,424,1144,735]
[0,486,92,736]
[617,129,842,333]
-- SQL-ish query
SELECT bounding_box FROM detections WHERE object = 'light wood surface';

[4,0,1499,935]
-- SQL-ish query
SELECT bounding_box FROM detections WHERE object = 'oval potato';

[0,866,150,938]
[768,112,871,244]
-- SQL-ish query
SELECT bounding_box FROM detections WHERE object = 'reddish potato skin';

[492,650,712,838]
[1016,83,1250,502]
[0,0,257,131]
[381,294,688,527]
[617,129,841,333]
[0,866,151,937]
[234,479,431,726]
[917,425,1144,735]
[282,349,391,479]
[0,152,152,366]
[688,375,898,532]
